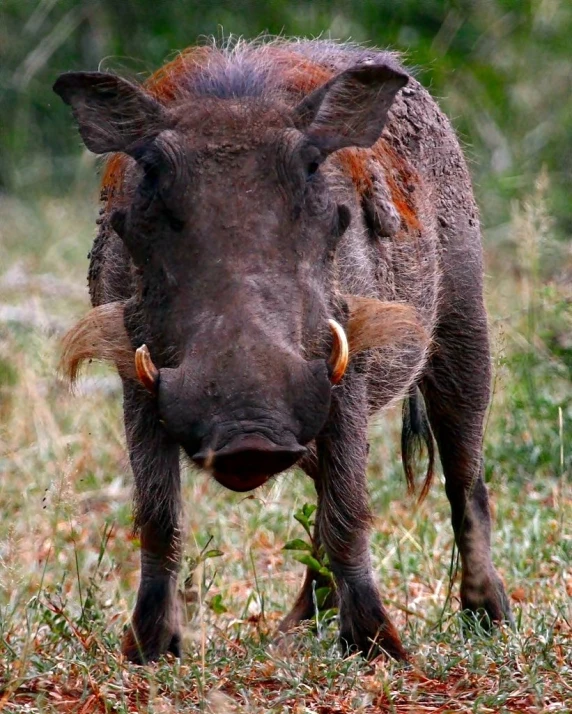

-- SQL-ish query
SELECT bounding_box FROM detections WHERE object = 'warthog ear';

[294,63,408,153]
[53,72,166,154]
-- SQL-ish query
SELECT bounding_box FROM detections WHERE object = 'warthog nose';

[192,434,307,492]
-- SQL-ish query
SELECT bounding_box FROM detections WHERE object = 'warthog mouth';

[212,471,271,492]
[193,433,307,493]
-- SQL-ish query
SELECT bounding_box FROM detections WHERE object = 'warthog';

[54,39,512,664]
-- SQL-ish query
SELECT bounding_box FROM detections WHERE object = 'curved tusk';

[328,318,349,385]
[135,344,159,393]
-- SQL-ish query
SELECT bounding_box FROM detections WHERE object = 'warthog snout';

[154,349,332,489]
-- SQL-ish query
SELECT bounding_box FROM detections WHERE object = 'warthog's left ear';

[53,72,167,155]
[294,63,408,154]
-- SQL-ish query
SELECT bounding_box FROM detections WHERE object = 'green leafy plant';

[182,536,225,618]
[283,504,337,627]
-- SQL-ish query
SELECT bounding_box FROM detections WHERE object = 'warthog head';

[55,62,421,491]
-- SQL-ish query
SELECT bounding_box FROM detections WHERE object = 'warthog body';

[54,39,512,663]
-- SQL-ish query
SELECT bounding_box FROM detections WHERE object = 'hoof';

[338,578,408,662]
[278,572,337,635]
[122,625,181,664]
[340,619,408,662]
[461,571,514,630]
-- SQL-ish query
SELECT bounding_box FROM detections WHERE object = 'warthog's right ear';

[53,72,166,155]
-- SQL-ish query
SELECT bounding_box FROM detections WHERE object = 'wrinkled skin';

[54,42,513,664]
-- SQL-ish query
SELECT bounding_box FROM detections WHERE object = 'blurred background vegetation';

[1,0,572,236]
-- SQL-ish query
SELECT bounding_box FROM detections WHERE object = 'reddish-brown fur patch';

[374,142,421,232]
[101,153,127,205]
[145,46,214,102]
[337,143,421,233]
[337,148,374,196]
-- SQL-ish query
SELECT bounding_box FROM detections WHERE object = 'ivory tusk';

[328,318,349,385]
[135,344,159,393]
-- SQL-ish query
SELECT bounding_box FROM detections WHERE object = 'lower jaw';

[213,471,270,492]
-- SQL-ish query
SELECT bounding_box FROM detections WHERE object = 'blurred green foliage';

[1,0,571,234]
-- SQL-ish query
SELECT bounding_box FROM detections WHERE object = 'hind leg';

[422,313,513,626]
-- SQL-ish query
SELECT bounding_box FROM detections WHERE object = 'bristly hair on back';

[141,36,404,103]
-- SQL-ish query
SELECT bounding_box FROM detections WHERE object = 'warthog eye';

[306,159,320,179]
[138,153,162,199]
[131,139,185,230]
[301,143,323,182]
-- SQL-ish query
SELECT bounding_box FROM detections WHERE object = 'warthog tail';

[401,385,435,502]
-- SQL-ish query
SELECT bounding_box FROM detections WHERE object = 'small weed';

[283,504,337,629]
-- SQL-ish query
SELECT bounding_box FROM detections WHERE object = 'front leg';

[121,383,183,664]
[315,369,407,661]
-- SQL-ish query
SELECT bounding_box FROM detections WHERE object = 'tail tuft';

[401,385,435,503]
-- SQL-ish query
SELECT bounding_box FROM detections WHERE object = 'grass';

[0,176,570,712]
